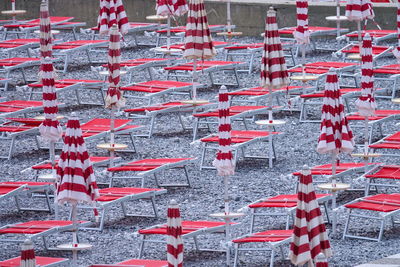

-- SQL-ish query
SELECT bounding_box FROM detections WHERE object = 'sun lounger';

[0,100,47,119]
[292,162,377,184]
[335,44,393,62]
[299,88,369,122]
[288,61,358,89]
[52,40,108,72]
[359,165,400,195]
[340,29,397,44]
[27,79,105,105]
[0,78,11,90]
[223,41,296,73]
[0,38,60,57]
[90,259,168,267]
[115,58,175,83]
[245,194,331,232]
[343,193,400,241]
[193,105,282,141]
[0,57,41,90]
[228,85,306,106]
[0,256,70,267]
[155,24,235,46]
[124,101,215,137]
[232,229,293,267]
[347,110,400,143]
[370,131,400,158]
[0,181,54,213]
[3,17,74,39]
[373,64,400,99]
[77,187,167,231]
[137,220,235,257]
[0,118,43,159]
[0,220,91,249]
[29,156,120,180]
[165,60,246,87]
[121,80,195,104]
[279,26,349,54]
[199,130,282,170]
[107,158,196,187]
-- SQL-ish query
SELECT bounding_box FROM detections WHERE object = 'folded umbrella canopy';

[97,0,129,36]
[183,0,216,101]
[289,166,332,266]
[20,239,36,267]
[345,0,375,42]
[39,1,52,59]
[260,7,289,168]
[167,199,184,267]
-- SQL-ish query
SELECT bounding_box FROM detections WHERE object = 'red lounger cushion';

[249,194,330,208]
[233,229,293,243]
[107,158,192,172]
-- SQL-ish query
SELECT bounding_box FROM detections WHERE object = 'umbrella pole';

[227,0,232,33]
[336,0,341,40]
[268,86,273,168]
[357,20,362,43]
[71,202,78,267]
[192,59,197,100]
[331,152,339,235]
[363,116,370,172]
[331,152,337,186]
[224,175,231,266]
[167,14,171,50]
[110,106,115,167]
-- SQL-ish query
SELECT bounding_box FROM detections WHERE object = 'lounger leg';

[63,55,70,73]
[233,244,239,267]
[19,68,27,84]
[183,166,191,187]
[323,202,330,224]
[154,173,160,187]
[42,236,49,251]
[249,211,256,233]
[234,69,240,87]
[193,236,200,251]
[138,236,146,258]
[269,249,275,267]
[8,137,16,160]
[365,178,371,196]
[85,50,92,64]
[342,210,352,240]
[378,219,385,242]
[150,197,159,218]
[75,88,82,105]
[279,246,285,261]
[285,214,290,230]
[121,201,128,217]
[192,118,199,142]
[129,133,137,153]
[98,208,106,231]
[199,145,207,171]
[14,196,21,211]
[148,116,156,138]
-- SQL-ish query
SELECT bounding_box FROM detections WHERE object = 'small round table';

[146,15,168,21]
[181,99,209,105]
[97,143,128,151]
[216,32,243,37]
[289,75,318,83]
[209,212,245,219]
[37,173,57,182]
[34,115,64,121]
[318,182,350,236]
[33,29,61,35]
[347,53,361,61]
[351,153,381,159]
[98,70,127,77]
[392,98,400,104]
[325,15,348,22]
[255,120,286,126]
[57,243,93,251]
[153,47,182,55]
[1,10,26,22]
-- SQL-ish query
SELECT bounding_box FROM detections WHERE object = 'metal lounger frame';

[0,59,41,90]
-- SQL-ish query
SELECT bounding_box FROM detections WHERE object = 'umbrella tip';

[302,164,310,171]
[23,239,33,245]
[328,67,337,73]
[69,112,79,120]
[169,199,178,205]
[364,32,371,39]
[111,24,118,30]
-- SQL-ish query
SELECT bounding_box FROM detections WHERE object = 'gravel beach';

[0,29,399,267]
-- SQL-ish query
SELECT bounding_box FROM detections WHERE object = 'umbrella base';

[56,243,92,251]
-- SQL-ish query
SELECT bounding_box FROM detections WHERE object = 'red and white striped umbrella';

[156,0,188,16]
[20,239,36,267]
[183,0,216,60]
[261,7,289,89]
[345,0,374,21]
[393,2,400,60]
[167,199,183,267]
[289,167,332,266]
[316,68,354,155]
[213,85,234,176]
[105,24,125,109]
[355,33,376,117]
[39,1,52,59]
[97,0,129,36]
[11,0,16,11]
[294,0,310,45]
[56,115,99,204]
[38,57,62,142]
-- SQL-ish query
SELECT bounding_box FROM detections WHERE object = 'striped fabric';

[167,200,184,267]
[289,168,332,266]
[105,24,125,109]
[355,33,376,117]
[183,0,216,60]
[97,0,129,36]
[345,0,374,21]
[213,85,234,176]
[316,253,329,267]
[260,8,289,89]
[293,0,310,45]
[56,116,99,204]
[156,0,188,16]
[20,239,35,267]
[39,1,52,59]
[393,2,400,60]
[38,57,62,142]
[316,69,354,154]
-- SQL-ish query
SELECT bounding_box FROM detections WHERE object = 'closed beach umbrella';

[294,0,310,45]
[183,0,216,100]
[56,114,99,266]
[97,0,129,36]
[260,7,289,168]
[289,166,332,266]
[167,199,183,267]
[20,239,36,267]
[39,1,52,59]
[345,0,374,41]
